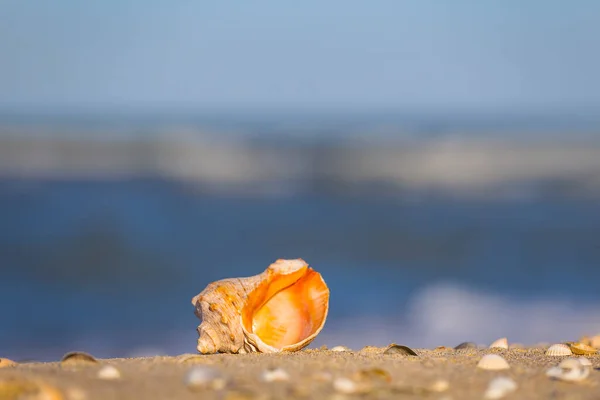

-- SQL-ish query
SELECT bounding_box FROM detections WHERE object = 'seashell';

[191,259,329,354]
[570,342,598,355]
[261,367,290,382]
[61,352,97,365]
[454,342,477,350]
[330,346,351,352]
[434,346,453,351]
[0,378,63,400]
[489,337,508,349]
[0,358,16,368]
[484,376,517,399]
[185,366,227,391]
[546,358,590,382]
[383,344,418,356]
[477,354,510,371]
[333,377,361,394]
[545,344,573,357]
[97,365,121,380]
[578,357,592,369]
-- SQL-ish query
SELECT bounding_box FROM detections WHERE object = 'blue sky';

[1,0,599,113]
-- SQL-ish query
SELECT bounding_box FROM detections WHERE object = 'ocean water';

[1,178,600,360]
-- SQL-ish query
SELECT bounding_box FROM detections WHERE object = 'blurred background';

[2,1,600,361]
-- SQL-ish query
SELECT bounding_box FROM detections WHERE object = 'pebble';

[97,365,121,380]
[261,367,290,382]
[484,376,517,399]
[185,366,226,391]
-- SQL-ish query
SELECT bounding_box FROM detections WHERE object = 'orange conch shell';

[191,259,330,354]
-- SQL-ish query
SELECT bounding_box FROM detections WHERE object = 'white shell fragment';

[484,376,518,399]
[97,365,121,380]
[261,368,290,382]
[546,358,590,383]
[545,344,573,357]
[185,366,227,391]
[489,338,509,349]
[333,377,360,394]
[331,346,351,352]
[578,357,592,368]
[477,354,511,370]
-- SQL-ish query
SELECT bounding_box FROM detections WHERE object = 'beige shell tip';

[545,344,573,356]
[477,354,510,370]
[193,259,329,354]
[489,337,509,349]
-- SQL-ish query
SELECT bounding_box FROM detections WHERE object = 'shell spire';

[191,259,330,354]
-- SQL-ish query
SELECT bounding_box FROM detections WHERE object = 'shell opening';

[241,266,329,350]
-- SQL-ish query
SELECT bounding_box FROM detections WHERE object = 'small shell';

[330,346,351,352]
[484,376,517,399]
[61,352,97,365]
[545,344,573,356]
[0,358,16,368]
[192,259,330,354]
[477,354,511,370]
[185,366,227,391]
[261,368,290,382]
[454,342,478,350]
[383,344,418,356]
[546,358,590,382]
[97,365,121,380]
[333,377,361,394]
[489,338,508,349]
[570,342,598,355]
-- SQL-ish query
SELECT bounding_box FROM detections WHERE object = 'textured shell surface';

[477,354,511,370]
[570,342,598,355]
[488,337,508,349]
[545,344,573,356]
[192,259,330,354]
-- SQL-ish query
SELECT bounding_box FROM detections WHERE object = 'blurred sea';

[1,113,600,361]
[2,179,600,361]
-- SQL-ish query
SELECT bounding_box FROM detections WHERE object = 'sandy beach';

[1,346,599,399]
